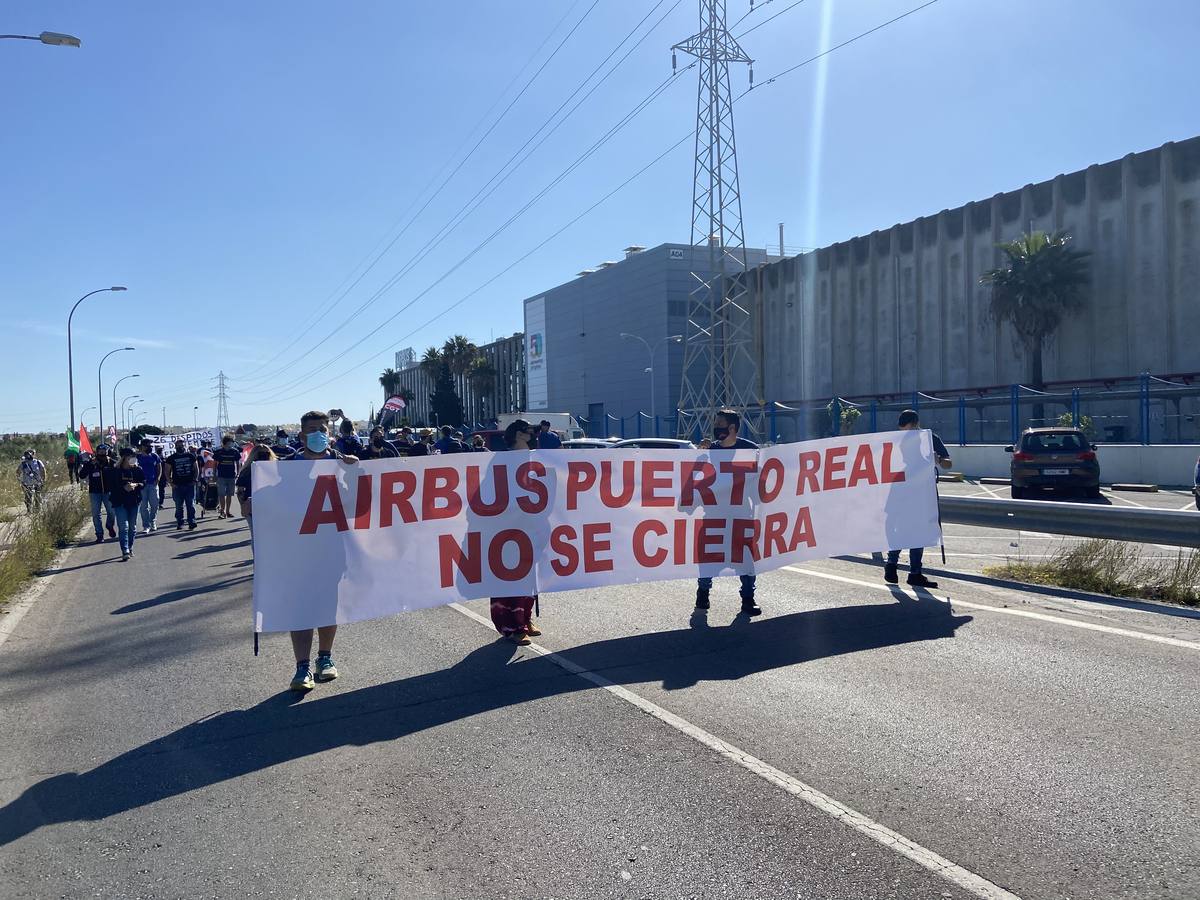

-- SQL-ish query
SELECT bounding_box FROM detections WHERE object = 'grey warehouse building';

[523,243,771,437]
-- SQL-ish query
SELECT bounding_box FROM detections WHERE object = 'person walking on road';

[79,446,116,542]
[17,450,46,513]
[235,445,275,538]
[212,435,241,520]
[269,429,295,461]
[695,409,761,617]
[135,438,163,533]
[64,445,79,484]
[287,409,359,692]
[110,448,146,561]
[489,418,543,645]
[164,439,199,531]
[196,442,216,519]
[884,409,952,590]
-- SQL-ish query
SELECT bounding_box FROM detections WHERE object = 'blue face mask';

[305,431,329,453]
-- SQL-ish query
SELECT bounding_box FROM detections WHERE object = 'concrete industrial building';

[523,243,771,436]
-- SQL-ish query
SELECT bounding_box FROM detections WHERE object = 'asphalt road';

[0,500,1197,899]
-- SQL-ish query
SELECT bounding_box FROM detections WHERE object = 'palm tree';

[467,357,497,423]
[378,367,399,403]
[441,335,478,398]
[419,346,443,379]
[980,230,1090,393]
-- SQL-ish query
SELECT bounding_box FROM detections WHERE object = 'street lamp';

[111,375,139,443]
[619,332,683,423]
[121,396,142,433]
[67,286,127,429]
[1,31,81,47]
[193,406,199,431]
[97,346,134,437]
[79,406,96,427]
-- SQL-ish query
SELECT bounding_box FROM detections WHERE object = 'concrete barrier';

[948,444,1198,487]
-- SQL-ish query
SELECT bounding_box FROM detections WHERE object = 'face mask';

[712,426,729,442]
[372,438,383,447]
[305,431,329,453]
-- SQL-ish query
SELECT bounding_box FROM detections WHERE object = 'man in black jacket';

[164,439,199,531]
[78,446,116,542]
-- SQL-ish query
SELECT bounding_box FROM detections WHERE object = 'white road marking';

[448,602,1023,900]
[1179,501,1197,512]
[1103,490,1151,509]
[782,566,1200,651]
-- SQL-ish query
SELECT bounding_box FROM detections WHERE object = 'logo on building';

[669,248,685,260]
[528,332,544,360]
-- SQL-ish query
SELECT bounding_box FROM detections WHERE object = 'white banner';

[152,428,222,449]
[251,430,941,633]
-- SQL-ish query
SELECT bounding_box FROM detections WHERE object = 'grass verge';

[985,539,1200,607]
[0,490,89,611]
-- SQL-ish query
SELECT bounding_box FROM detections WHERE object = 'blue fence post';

[869,400,877,434]
[958,396,966,446]
[769,402,777,443]
[1071,388,1080,429]
[1140,372,1151,445]
[912,391,919,414]
[1010,385,1019,446]
[636,412,643,438]
[654,415,660,438]
[830,398,841,437]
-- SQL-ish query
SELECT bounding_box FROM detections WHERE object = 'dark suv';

[1006,428,1100,499]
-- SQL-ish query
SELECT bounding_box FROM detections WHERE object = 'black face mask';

[712,425,729,442]
[372,438,383,447]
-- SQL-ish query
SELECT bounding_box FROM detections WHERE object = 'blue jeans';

[887,547,924,574]
[113,504,137,553]
[89,493,114,537]
[139,489,160,529]
[173,485,196,526]
[697,574,756,598]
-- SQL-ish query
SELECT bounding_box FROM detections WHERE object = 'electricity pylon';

[673,0,762,440]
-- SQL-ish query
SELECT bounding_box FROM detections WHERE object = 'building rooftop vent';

[598,261,618,268]
[576,269,596,277]
[623,245,646,258]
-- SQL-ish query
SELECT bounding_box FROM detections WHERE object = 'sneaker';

[525,622,542,637]
[95,533,104,544]
[149,523,157,533]
[740,597,762,617]
[884,563,899,585]
[314,653,339,682]
[695,589,710,610]
[127,551,134,559]
[188,522,197,531]
[177,522,183,531]
[907,573,938,589]
[290,663,315,691]
[121,552,129,562]
[107,526,116,538]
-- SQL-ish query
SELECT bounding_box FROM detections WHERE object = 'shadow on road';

[110,574,252,615]
[0,595,969,846]
[174,539,251,560]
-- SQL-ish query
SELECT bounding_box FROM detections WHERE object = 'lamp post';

[1,31,81,47]
[79,406,96,430]
[67,287,127,429]
[125,399,144,440]
[97,346,134,437]
[121,396,142,433]
[619,332,683,423]
[111,375,139,444]
[193,407,199,431]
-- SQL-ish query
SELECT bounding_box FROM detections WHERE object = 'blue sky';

[2,0,1195,433]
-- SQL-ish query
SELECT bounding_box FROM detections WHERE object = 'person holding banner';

[884,409,952,589]
[695,409,762,617]
[286,410,359,691]
[488,418,543,645]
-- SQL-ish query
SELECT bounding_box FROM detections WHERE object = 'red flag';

[79,423,93,455]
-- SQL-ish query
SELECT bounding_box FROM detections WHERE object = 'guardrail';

[939,496,1200,549]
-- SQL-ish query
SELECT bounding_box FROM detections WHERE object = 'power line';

[230,0,600,383]
[735,0,809,39]
[234,0,682,395]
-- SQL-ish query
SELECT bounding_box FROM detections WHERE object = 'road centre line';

[448,603,1022,900]
[782,566,1200,651]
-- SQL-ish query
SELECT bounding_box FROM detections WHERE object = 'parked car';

[1005,427,1100,499]
[611,438,696,450]
[561,438,620,450]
